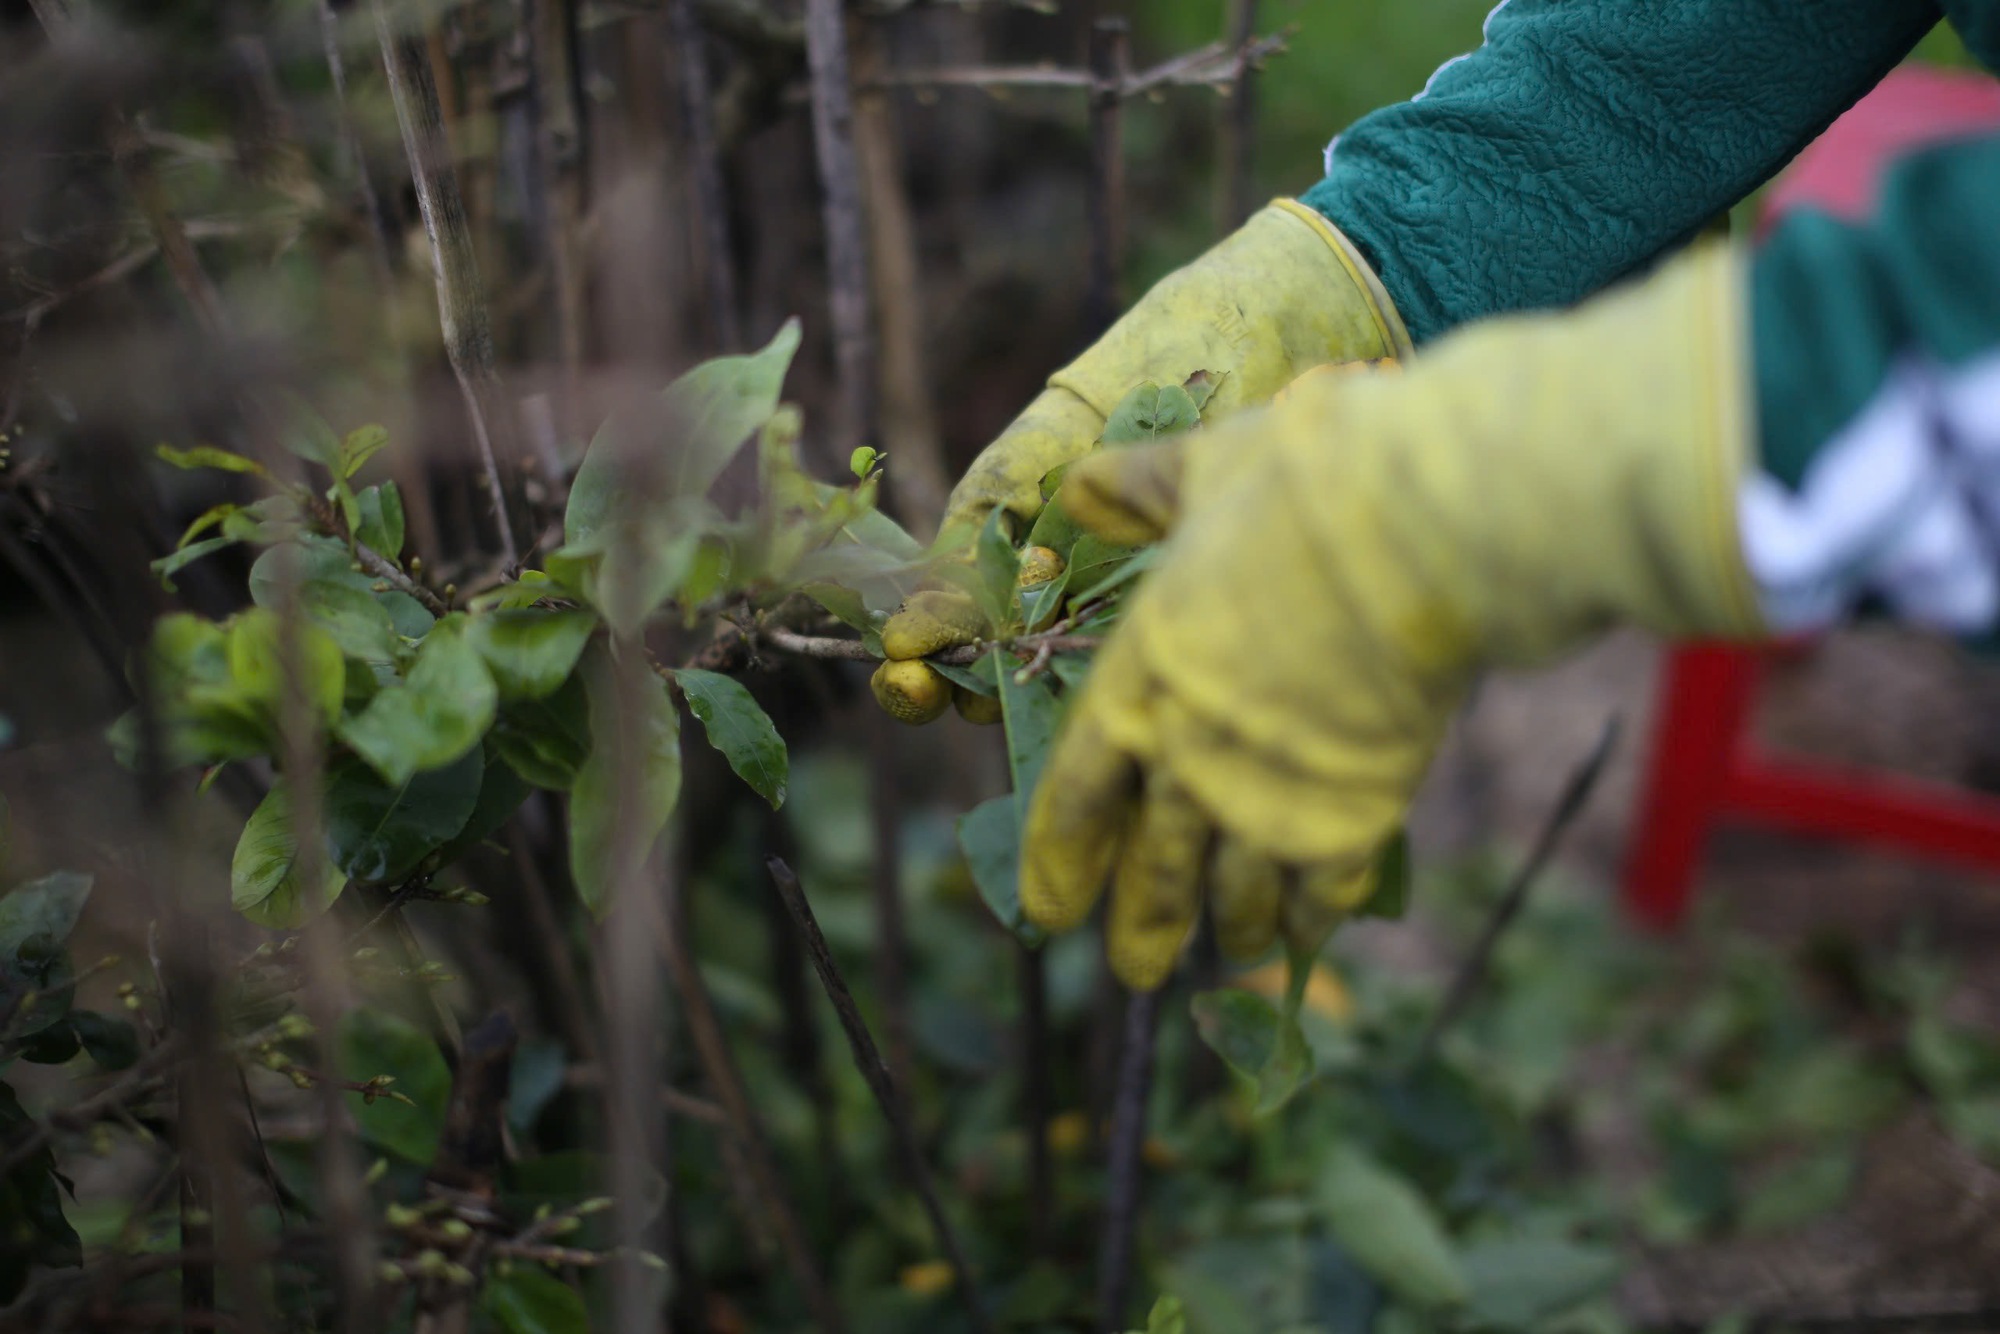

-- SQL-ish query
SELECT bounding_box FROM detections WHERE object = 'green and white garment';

[1300,0,2000,634]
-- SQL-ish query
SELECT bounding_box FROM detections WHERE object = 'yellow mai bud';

[870,659,950,725]
[1016,545,1066,588]
[898,1260,956,1297]
[952,685,1003,726]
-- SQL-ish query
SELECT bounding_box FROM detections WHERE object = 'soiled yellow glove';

[1023,243,1767,989]
[875,200,1410,724]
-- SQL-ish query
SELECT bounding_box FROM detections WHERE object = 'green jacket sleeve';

[1741,131,2000,635]
[1300,0,1941,345]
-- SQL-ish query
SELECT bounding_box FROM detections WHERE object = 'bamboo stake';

[803,0,877,459]
[669,0,742,351]
[1096,985,1160,1334]
[1085,19,1130,336]
[1215,0,1260,233]
[373,0,522,565]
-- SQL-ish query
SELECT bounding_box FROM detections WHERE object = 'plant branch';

[867,31,1290,99]
[1096,986,1159,1334]
[759,625,1100,666]
[1407,715,1622,1074]
[766,858,992,1334]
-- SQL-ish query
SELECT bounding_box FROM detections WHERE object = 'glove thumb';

[1059,441,1189,547]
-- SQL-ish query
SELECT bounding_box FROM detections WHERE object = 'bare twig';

[804,0,876,459]
[867,714,915,1093]
[758,625,1101,665]
[766,858,991,1334]
[851,21,949,536]
[1407,716,1622,1074]
[315,0,397,295]
[1097,986,1160,1334]
[372,0,521,564]
[0,1040,181,1180]
[867,32,1290,100]
[1086,20,1130,336]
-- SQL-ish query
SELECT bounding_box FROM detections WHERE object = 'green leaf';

[249,543,403,665]
[503,1150,667,1243]
[220,493,307,545]
[151,536,238,590]
[1459,1239,1621,1330]
[0,872,92,963]
[1099,382,1202,446]
[507,1038,569,1138]
[480,1265,591,1334]
[491,675,592,790]
[675,668,787,809]
[1065,538,1150,605]
[338,424,390,479]
[353,482,405,560]
[470,570,557,613]
[335,1007,451,1166]
[849,445,880,480]
[998,648,1061,820]
[568,644,682,917]
[338,616,499,786]
[154,443,269,477]
[1359,829,1411,920]
[1019,561,1071,632]
[1315,1146,1466,1310]
[0,1081,81,1303]
[1135,1294,1188,1334]
[1738,1148,1856,1234]
[227,606,347,727]
[957,795,1041,945]
[970,509,1020,632]
[323,750,484,883]
[930,656,998,697]
[435,749,535,866]
[1189,988,1313,1115]
[467,609,598,701]
[231,781,347,927]
[114,614,271,770]
[567,318,801,546]
[68,1011,139,1071]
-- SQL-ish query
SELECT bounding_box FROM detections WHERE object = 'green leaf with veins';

[323,749,484,883]
[1190,988,1314,1115]
[568,643,681,918]
[249,543,402,665]
[231,781,347,927]
[1099,381,1202,446]
[154,443,269,476]
[467,609,598,701]
[957,794,1041,945]
[676,668,787,809]
[338,616,498,785]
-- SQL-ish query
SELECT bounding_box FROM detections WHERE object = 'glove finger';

[1281,860,1377,957]
[1021,708,1139,935]
[1059,441,1190,547]
[881,588,988,662]
[1106,772,1213,991]
[1209,835,1282,962]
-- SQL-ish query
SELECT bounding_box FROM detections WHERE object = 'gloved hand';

[1021,243,1768,989]
[874,200,1411,724]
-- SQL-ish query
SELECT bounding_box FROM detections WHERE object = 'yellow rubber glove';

[1022,243,1767,989]
[874,200,1410,724]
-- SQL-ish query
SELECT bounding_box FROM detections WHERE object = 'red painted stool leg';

[1622,644,1765,931]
